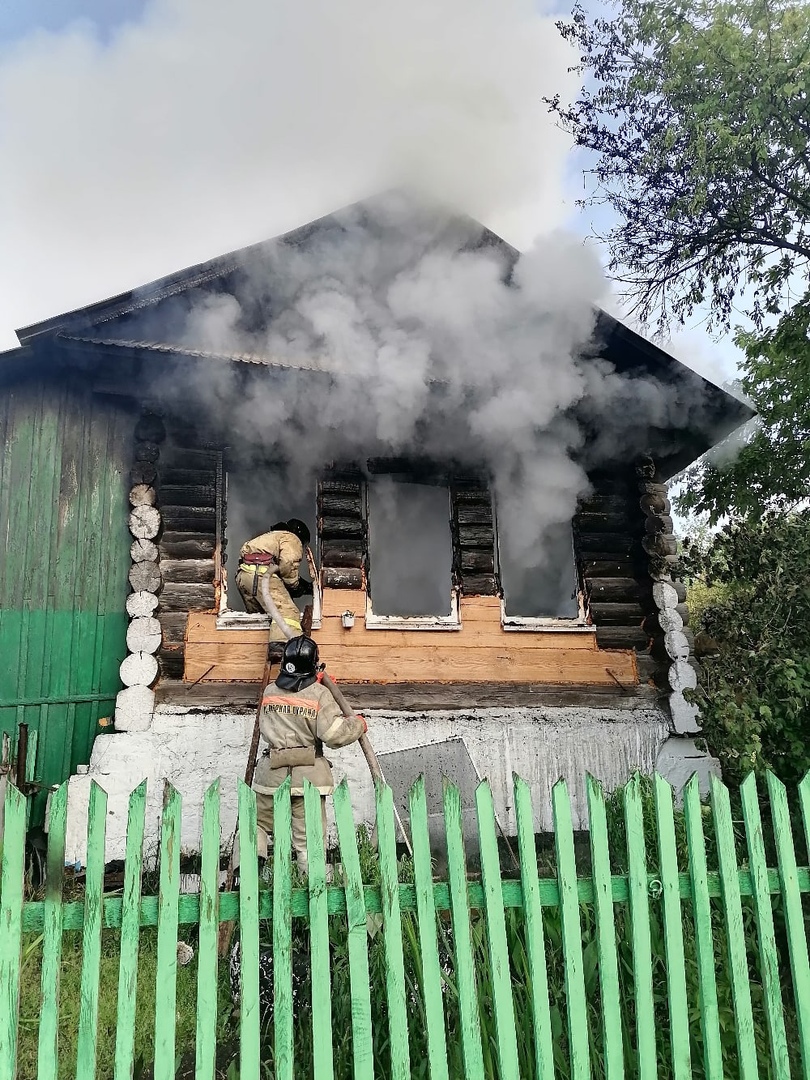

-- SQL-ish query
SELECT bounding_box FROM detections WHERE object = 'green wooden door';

[0,375,131,824]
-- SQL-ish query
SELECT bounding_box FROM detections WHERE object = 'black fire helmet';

[275,635,319,692]
[284,518,311,546]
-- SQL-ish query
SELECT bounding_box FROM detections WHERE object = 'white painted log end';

[130,538,159,564]
[119,651,159,688]
[126,616,162,655]
[125,591,160,618]
[128,505,161,540]
[114,685,155,732]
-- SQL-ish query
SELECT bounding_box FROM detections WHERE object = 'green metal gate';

[0,376,131,823]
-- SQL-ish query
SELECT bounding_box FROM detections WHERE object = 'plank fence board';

[4,771,810,1079]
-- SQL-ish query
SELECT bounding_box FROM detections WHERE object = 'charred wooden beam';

[322,567,364,589]
[574,511,640,533]
[461,573,499,596]
[161,558,215,584]
[159,533,216,559]
[162,447,220,469]
[595,626,650,651]
[160,468,218,488]
[460,550,496,573]
[586,578,648,603]
[159,485,217,507]
[577,494,637,514]
[159,582,216,612]
[161,506,217,532]
[319,516,365,541]
[320,541,365,568]
[587,601,645,625]
[457,524,495,549]
[580,558,638,577]
[131,463,158,486]
[160,612,188,647]
[158,650,185,679]
[319,479,363,497]
[575,533,637,555]
[317,494,363,519]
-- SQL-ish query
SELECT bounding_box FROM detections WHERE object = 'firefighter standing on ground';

[236,519,313,639]
[252,635,366,874]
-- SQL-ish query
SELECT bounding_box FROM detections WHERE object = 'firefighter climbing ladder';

[1,770,810,1078]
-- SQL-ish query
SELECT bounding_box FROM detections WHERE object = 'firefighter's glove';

[288,577,314,598]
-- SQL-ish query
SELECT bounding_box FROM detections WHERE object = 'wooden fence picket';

[767,771,810,1079]
[272,779,294,1080]
[475,781,520,1080]
[552,779,590,1080]
[585,775,624,1080]
[684,775,724,1080]
[113,780,147,1080]
[195,780,221,1080]
[513,776,555,1080]
[4,769,810,1080]
[154,783,181,1080]
[711,775,759,1079]
[304,779,334,1080]
[36,782,67,1080]
[739,773,790,1080]
[653,774,692,1080]
[408,777,450,1080]
[333,779,375,1080]
[443,779,485,1080]
[237,781,261,1080]
[75,781,108,1080]
[376,779,411,1080]
[0,781,26,1080]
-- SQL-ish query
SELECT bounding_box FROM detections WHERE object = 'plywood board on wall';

[183,591,638,686]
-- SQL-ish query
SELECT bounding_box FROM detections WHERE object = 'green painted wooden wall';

[0,374,131,825]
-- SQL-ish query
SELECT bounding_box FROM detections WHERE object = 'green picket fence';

[1,770,810,1079]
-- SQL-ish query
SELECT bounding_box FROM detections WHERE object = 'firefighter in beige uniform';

[252,635,366,874]
[235,519,313,640]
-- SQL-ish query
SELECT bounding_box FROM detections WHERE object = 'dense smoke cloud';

[0,0,579,350]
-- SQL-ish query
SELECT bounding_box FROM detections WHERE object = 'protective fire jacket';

[239,529,304,588]
[253,680,365,796]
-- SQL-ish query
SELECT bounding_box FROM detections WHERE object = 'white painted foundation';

[61,700,715,866]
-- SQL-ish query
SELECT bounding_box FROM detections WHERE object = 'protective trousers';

[255,790,327,877]
[235,567,302,641]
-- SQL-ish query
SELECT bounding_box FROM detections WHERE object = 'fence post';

[272,779,294,1080]
[75,781,108,1080]
[36,781,68,1080]
[586,775,625,1080]
[552,779,590,1080]
[195,780,221,1080]
[304,779,334,1080]
[114,781,147,1080]
[238,780,260,1080]
[154,783,181,1080]
[0,780,26,1080]
[376,780,411,1080]
[333,780,375,1080]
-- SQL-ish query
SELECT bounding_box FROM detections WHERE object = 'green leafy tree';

[550,0,810,330]
[682,512,810,788]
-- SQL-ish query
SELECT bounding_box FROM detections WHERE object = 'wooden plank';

[443,781,485,1080]
[75,781,107,1080]
[767,772,810,1078]
[653,775,692,1080]
[0,782,26,1080]
[552,780,590,1080]
[238,782,260,1080]
[513,777,555,1080]
[475,782,520,1079]
[585,777,624,1080]
[159,582,216,611]
[37,782,67,1080]
[711,776,758,1079]
[304,781,334,1080]
[195,781,221,1080]
[376,782,411,1080]
[184,641,636,686]
[160,559,215,584]
[408,778,450,1080]
[739,774,790,1080]
[625,776,657,1079]
[154,784,181,1080]
[273,780,294,1080]
[333,781,375,1080]
[113,781,147,1080]
[683,776,723,1079]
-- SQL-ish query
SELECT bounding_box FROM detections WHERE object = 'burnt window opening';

[497,513,581,621]
[366,477,457,623]
[219,457,319,625]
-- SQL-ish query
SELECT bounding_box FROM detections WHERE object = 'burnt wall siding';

[155,422,220,678]
[318,474,366,590]
[450,479,499,596]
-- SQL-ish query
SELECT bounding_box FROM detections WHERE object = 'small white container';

[341,611,355,629]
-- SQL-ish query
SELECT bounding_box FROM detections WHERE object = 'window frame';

[214,463,323,631]
[363,477,461,631]
[493,500,592,632]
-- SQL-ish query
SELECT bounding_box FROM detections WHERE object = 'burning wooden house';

[0,195,751,859]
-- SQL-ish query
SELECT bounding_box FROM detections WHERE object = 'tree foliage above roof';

[549,0,810,331]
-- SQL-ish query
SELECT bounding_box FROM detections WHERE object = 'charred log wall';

[450,478,499,596]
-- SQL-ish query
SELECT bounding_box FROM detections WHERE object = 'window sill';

[215,611,322,631]
[501,619,594,632]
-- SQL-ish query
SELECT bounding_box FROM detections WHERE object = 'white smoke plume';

[0,0,580,350]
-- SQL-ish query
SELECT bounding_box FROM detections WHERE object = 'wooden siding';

[0,376,131,823]
[183,594,638,685]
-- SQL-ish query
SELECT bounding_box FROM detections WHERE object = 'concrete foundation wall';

[61,701,717,866]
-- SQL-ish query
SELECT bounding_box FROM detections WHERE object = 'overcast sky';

[0,0,742,386]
